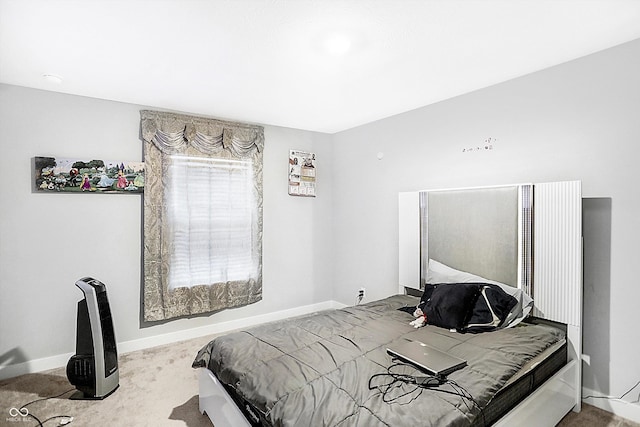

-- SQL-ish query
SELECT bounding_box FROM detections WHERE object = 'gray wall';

[2,37,639,407]
[331,38,640,400]
[0,84,334,365]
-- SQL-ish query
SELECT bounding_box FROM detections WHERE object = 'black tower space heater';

[66,277,119,399]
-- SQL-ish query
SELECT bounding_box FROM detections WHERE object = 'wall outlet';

[358,287,365,299]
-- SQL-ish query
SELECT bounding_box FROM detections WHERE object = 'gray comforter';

[193,295,564,426]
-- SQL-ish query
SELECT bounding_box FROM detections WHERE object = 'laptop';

[386,340,467,378]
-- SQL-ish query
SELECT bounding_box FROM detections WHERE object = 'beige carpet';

[0,336,217,427]
[1,334,638,427]
[558,404,640,427]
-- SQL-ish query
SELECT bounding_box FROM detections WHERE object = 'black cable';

[368,363,433,404]
[621,381,640,404]
[26,414,75,427]
[20,388,75,409]
[40,415,75,425]
[368,362,486,425]
[583,379,640,403]
[26,412,43,427]
[18,388,76,426]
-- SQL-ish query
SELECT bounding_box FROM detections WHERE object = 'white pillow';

[426,259,533,328]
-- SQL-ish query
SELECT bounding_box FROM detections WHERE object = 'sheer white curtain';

[166,156,258,289]
[140,110,263,322]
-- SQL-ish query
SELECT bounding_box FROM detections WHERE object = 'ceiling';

[2,0,640,134]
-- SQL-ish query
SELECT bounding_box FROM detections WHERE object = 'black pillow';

[465,284,518,333]
[422,284,481,330]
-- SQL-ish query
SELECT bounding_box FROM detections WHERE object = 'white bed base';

[493,322,582,426]
[494,359,578,426]
[198,367,251,427]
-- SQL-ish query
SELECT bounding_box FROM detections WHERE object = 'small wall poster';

[288,150,316,197]
[34,156,144,194]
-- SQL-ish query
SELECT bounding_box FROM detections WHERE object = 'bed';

[193,181,583,426]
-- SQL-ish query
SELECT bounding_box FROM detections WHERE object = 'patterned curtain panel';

[140,110,264,322]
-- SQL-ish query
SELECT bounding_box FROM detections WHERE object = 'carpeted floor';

[558,405,640,427]
[0,336,217,427]
[1,334,638,427]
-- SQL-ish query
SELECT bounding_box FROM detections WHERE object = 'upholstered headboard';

[422,186,522,287]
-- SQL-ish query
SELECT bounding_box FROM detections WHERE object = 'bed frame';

[197,181,583,427]
[198,368,252,427]
[399,181,583,426]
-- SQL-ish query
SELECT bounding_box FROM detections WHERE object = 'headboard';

[421,185,526,288]
[398,180,583,412]
[399,182,580,327]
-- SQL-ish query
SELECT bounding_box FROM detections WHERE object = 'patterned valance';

[140,110,264,158]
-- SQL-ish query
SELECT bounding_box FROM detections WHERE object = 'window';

[140,110,263,322]
[166,156,259,289]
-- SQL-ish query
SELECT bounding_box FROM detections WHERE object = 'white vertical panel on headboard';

[533,181,582,327]
[398,192,420,293]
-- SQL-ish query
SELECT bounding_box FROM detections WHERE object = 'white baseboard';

[0,352,75,381]
[118,300,346,354]
[583,386,640,424]
[0,300,346,381]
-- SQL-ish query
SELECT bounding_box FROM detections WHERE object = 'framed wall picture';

[288,150,316,197]
[34,156,144,194]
